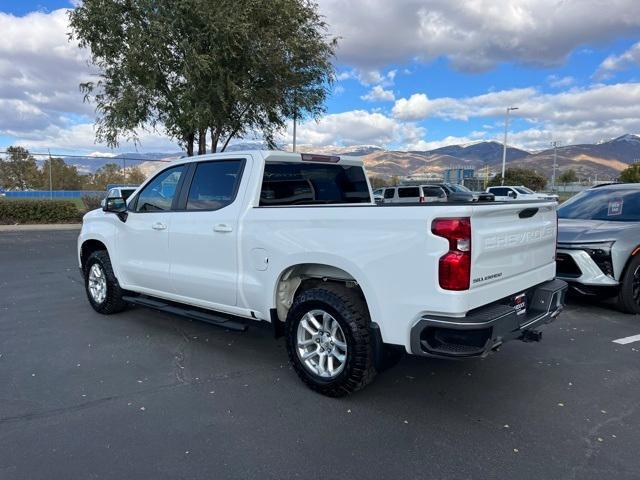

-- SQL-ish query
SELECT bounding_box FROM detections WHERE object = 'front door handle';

[152,222,167,230]
[214,224,233,233]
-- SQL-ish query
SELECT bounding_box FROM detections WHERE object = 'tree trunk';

[198,128,207,155]
[210,127,220,153]
[186,133,195,156]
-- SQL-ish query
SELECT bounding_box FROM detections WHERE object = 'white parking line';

[613,334,640,345]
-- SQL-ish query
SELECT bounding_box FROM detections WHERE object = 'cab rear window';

[260,162,371,206]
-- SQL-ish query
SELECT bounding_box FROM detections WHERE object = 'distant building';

[400,172,444,185]
[444,168,475,185]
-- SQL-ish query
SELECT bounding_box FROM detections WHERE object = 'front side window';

[489,187,508,196]
[186,160,244,211]
[121,188,136,201]
[384,188,395,199]
[259,162,371,206]
[134,165,185,212]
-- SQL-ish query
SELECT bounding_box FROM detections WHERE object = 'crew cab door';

[116,164,187,292]
[168,157,248,307]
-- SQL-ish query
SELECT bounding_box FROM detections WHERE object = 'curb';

[0,223,82,232]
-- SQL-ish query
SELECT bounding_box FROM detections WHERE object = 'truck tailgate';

[470,202,557,289]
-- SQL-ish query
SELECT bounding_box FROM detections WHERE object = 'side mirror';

[508,191,517,198]
[103,197,127,213]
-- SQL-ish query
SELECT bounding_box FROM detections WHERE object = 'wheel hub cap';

[88,264,107,304]
[296,309,347,379]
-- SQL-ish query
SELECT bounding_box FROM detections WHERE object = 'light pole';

[47,148,53,200]
[551,141,558,192]
[501,107,518,185]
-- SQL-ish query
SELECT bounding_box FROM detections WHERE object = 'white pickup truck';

[78,151,567,396]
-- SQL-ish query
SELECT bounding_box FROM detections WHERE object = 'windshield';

[515,187,534,194]
[449,184,471,193]
[558,188,640,222]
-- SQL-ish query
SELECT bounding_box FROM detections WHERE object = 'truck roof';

[171,150,364,167]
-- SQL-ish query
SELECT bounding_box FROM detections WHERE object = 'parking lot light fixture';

[501,107,519,186]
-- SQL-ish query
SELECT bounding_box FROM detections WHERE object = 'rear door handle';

[214,224,233,233]
[152,222,167,230]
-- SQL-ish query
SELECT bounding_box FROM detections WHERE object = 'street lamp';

[501,107,518,186]
[551,141,558,192]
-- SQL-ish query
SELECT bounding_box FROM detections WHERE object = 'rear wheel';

[285,284,376,396]
[617,255,640,315]
[84,250,127,314]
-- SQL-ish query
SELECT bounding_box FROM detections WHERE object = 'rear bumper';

[410,279,567,358]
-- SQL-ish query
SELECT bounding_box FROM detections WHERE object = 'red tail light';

[431,217,471,291]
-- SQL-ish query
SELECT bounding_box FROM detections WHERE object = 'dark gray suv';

[556,183,640,314]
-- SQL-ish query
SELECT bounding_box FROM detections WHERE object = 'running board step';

[122,296,247,332]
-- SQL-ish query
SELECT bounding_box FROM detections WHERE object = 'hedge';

[0,199,83,225]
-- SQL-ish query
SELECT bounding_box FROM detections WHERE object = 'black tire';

[285,284,377,397]
[616,255,640,315]
[84,250,127,314]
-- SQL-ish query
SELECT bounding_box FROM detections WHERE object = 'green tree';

[369,176,390,189]
[126,166,147,185]
[91,163,124,190]
[488,167,547,191]
[558,169,578,185]
[0,146,43,190]
[41,157,84,190]
[619,164,640,183]
[69,0,336,155]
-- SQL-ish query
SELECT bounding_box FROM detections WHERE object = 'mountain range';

[302,134,640,181]
[52,134,640,181]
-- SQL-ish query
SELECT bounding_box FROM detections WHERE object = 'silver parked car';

[556,183,640,314]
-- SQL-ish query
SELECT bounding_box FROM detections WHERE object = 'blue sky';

[1,0,640,155]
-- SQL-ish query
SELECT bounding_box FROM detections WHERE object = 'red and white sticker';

[514,293,527,316]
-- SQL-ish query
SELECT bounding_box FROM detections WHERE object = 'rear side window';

[134,165,185,212]
[422,186,445,197]
[186,160,243,211]
[260,162,371,206]
[384,188,395,199]
[398,187,419,198]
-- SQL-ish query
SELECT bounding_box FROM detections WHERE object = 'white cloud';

[392,83,640,150]
[280,110,423,148]
[0,9,94,135]
[595,41,640,79]
[334,68,397,86]
[5,122,181,154]
[319,0,640,71]
[393,83,640,125]
[361,85,395,102]
[547,75,574,88]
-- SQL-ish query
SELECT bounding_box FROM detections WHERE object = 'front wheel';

[617,255,640,315]
[285,284,377,397]
[84,250,127,314]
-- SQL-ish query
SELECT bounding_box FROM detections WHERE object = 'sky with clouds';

[1,0,640,155]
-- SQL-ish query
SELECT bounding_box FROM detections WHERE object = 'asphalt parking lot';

[1,229,640,480]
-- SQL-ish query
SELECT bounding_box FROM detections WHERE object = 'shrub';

[82,194,104,211]
[0,199,82,224]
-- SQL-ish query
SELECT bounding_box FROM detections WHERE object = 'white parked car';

[100,186,138,208]
[376,185,447,203]
[487,185,558,202]
[78,151,566,396]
